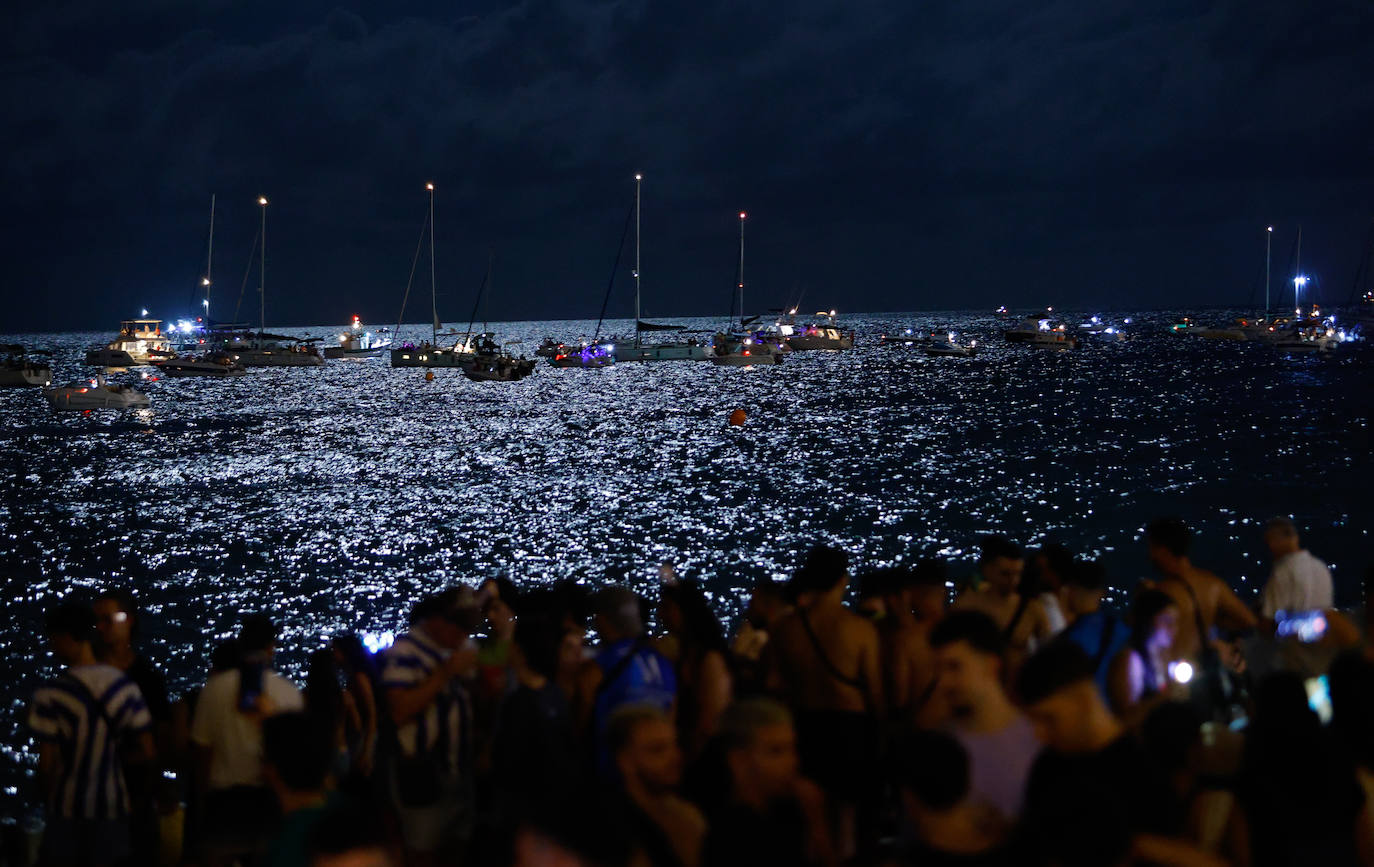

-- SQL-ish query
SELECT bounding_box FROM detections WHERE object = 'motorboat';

[459,335,535,382]
[549,341,616,368]
[615,337,712,362]
[153,349,246,377]
[785,311,854,351]
[711,332,784,366]
[1003,313,1053,342]
[390,341,475,368]
[44,376,150,411]
[85,319,176,366]
[223,333,325,367]
[1076,316,1129,341]
[878,329,922,347]
[325,317,392,358]
[0,346,53,387]
[535,338,562,358]
[924,333,978,357]
[1004,313,1078,349]
[1024,329,1079,350]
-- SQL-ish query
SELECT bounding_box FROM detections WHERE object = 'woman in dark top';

[659,580,733,759]
[330,634,378,779]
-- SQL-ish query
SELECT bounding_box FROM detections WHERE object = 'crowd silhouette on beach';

[23,516,1374,866]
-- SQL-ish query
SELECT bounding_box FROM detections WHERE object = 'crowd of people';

[23,516,1374,866]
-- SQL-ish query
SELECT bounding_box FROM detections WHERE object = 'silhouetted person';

[609,705,707,867]
[29,598,155,867]
[929,611,1040,823]
[701,698,834,867]
[380,587,481,866]
[191,613,304,867]
[768,545,883,856]
[954,536,1051,678]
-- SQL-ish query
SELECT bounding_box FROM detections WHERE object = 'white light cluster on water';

[0,310,1370,803]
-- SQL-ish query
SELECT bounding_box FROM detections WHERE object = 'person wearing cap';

[190,613,304,867]
[1260,517,1333,622]
[380,586,481,866]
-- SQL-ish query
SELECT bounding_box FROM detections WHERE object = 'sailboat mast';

[1295,225,1303,312]
[204,194,215,321]
[428,183,437,345]
[634,173,642,348]
[1264,225,1272,315]
[738,211,747,329]
[257,196,268,341]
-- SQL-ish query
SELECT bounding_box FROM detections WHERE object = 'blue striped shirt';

[381,629,471,778]
[28,664,152,820]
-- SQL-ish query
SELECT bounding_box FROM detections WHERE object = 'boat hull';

[712,351,784,366]
[461,360,536,382]
[234,350,325,367]
[44,386,150,410]
[785,336,853,351]
[324,347,384,359]
[155,362,247,377]
[614,343,712,362]
[0,366,52,387]
[390,347,473,368]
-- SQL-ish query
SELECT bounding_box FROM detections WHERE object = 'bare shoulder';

[839,608,880,640]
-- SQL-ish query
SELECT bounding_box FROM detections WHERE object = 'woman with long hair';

[659,579,733,759]
[1108,589,1186,724]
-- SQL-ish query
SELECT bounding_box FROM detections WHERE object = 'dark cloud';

[3,0,1373,331]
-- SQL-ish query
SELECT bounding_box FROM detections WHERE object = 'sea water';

[0,310,1369,801]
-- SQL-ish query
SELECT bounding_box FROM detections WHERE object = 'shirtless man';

[878,560,947,729]
[953,536,1052,679]
[767,545,884,857]
[1144,518,1256,661]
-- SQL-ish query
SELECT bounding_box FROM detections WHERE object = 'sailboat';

[712,211,785,366]
[227,196,324,367]
[454,253,535,382]
[613,174,711,362]
[390,183,474,368]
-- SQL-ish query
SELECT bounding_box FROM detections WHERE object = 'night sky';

[5,0,1374,332]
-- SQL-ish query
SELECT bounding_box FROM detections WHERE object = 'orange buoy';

[728,408,747,426]
[425,370,434,382]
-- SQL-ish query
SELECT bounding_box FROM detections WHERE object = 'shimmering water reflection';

[0,310,1370,799]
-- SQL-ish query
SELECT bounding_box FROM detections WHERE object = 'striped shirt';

[381,628,472,778]
[28,664,152,820]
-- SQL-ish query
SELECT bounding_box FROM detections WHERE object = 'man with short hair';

[929,610,1040,823]
[954,536,1051,675]
[1016,641,1183,867]
[1145,517,1256,661]
[1057,560,1131,698]
[608,705,706,867]
[381,587,482,867]
[701,699,833,867]
[29,598,155,867]
[191,612,305,867]
[768,545,883,855]
[577,586,677,778]
[1260,516,1333,620]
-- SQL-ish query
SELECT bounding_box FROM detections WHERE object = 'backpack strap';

[798,609,866,693]
[1002,593,1033,643]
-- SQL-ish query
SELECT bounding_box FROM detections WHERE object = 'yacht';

[535,338,562,358]
[784,311,854,351]
[924,333,978,357]
[711,332,785,366]
[227,336,325,367]
[325,317,392,358]
[44,376,150,410]
[0,346,53,387]
[549,340,616,368]
[878,329,921,347]
[153,349,247,377]
[1004,313,1078,349]
[85,319,176,366]
[459,335,536,381]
